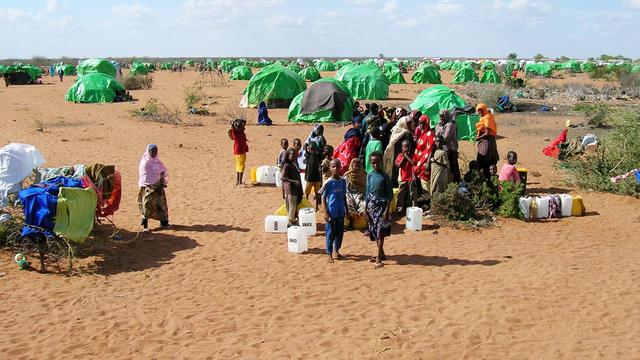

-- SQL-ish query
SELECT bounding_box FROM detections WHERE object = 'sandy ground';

[1,69,639,359]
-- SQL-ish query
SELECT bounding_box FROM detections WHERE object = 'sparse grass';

[122,75,153,90]
[461,83,512,107]
[130,98,181,124]
[184,86,203,109]
[33,118,44,132]
[574,103,612,128]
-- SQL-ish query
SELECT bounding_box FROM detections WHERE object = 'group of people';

[135,101,522,268]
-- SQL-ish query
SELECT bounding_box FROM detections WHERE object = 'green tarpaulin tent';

[503,60,517,75]
[130,62,150,75]
[335,63,390,100]
[384,66,406,84]
[480,70,502,84]
[53,187,97,243]
[220,59,238,73]
[481,61,496,70]
[230,65,253,80]
[287,62,302,73]
[412,64,442,84]
[56,64,77,76]
[4,64,43,83]
[452,66,479,83]
[632,64,640,73]
[65,73,125,103]
[409,85,479,141]
[299,67,321,82]
[288,78,355,123]
[581,62,596,72]
[525,63,553,77]
[563,61,582,73]
[77,59,116,78]
[240,63,306,108]
[0,64,6,75]
[316,60,336,71]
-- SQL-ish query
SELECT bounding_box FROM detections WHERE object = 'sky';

[0,0,639,60]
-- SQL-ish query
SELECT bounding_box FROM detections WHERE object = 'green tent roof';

[230,65,253,80]
[384,66,406,84]
[563,61,581,72]
[288,78,355,123]
[77,59,116,78]
[409,85,478,141]
[581,62,596,72]
[525,63,553,77]
[335,63,390,100]
[56,64,77,76]
[287,62,302,73]
[241,63,306,108]
[452,66,479,83]
[503,60,517,75]
[412,65,442,84]
[5,64,43,82]
[65,73,125,103]
[220,59,238,73]
[481,61,496,70]
[480,70,502,84]
[0,64,6,75]
[299,67,321,82]
[631,64,640,73]
[316,60,336,71]
[130,62,150,75]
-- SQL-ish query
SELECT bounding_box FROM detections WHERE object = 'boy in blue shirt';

[322,159,349,263]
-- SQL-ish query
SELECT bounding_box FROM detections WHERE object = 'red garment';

[395,153,414,182]
[230,128,249,155]
[413,129,435,180]
[333,137,361,176]
[542,129,568,159]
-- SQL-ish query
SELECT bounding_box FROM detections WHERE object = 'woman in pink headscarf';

[137,144,169,231]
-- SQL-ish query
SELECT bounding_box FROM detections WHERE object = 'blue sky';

[1,0,639,59]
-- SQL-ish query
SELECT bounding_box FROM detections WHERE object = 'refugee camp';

[1,0,640,359]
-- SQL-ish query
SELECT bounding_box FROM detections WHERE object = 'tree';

[534,53,545,62]
[558,56,569,61]
[507,52,518,60]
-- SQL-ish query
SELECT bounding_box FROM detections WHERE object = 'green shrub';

[431,183,478,221]
[184,86,203,109]
[574,103,612,128]
[496,182,525,218]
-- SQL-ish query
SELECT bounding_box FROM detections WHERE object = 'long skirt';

[137,183,169,221]
[366,198,389,241]
[477,136,499,177]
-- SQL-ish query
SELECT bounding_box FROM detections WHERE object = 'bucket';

[405,207,423,231]
[389,188,400,214]
[559,194,573,217]
[265,215,288,233]
[287,226,308,253]
[298,208,317,236]
[519,196,533,219]
[535,196,550,219]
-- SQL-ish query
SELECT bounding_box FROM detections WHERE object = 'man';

[435,109,461,182]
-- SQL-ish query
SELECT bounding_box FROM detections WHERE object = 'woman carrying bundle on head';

[138,144,169,232]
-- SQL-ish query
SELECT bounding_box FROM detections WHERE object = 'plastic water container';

[265,215,288,233]
[250,167,257,183]
[256,166,270,183]
[298,208,316,236]
[559,194,573,217]
[519,197,533,219]
[267,166,278,184]
[535,196,551,219]
[287,226,308,253]
[275,169,282,187]
[405,207,423,231]
[300,177,307,192]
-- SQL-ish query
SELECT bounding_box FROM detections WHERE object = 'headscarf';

[138,144,168,187]
[415,115,430,138]
[344,158,366,194]
[305,124,326,150]
[476,103,497,136]
[383,116,412,178]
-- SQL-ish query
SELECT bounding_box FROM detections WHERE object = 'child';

[395,140,417,214]
[277,138,289,169]
[430,136,450,198]
[293,138,306,173]
[365,152,393,269]
[305,142,324,211]
[498,151,521,184]
[322,159,349,262]
[227,119,248,187]
[321,145,334,182]
[281,148,303,227]
[364,127,383,173]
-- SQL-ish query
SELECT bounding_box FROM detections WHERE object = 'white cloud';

[0,8,31,22]
[111,4,154,20]
[493,0,548,12]
[46,0,58,12]
[622,0,640,9]
[325,10,340,17]
[346,0,377,4]
[432,0,463,16]
[382,0,398,14]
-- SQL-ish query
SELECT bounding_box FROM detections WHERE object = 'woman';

[305,124,326,150]
[138,144,169,232]
[344,158,367,217]
[257,101,272,126]
[383,115,414,187]
[281,148,303,226]
[413,115,436,192]
[435,109,460,182]
[334,118,363,175]
[475,103,499,178]
[430,136,450,198]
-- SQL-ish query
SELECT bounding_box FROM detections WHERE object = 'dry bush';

[461,83,512,107]
[122,75,153,90]
[130,98,181,124]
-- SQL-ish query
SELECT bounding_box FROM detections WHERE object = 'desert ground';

[1,69,639,359]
